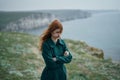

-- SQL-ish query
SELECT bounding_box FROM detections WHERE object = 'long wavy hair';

[39,19,63,51]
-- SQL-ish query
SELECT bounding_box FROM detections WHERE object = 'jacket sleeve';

[42,42,57,67]
[56,53,72,63]
[56,40,72,64]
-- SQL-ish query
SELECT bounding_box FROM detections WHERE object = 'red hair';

[39,19,63,51]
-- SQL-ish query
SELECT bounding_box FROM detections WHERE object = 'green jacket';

[41,38,72,80]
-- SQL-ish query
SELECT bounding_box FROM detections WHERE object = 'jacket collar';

[48,38,64,48]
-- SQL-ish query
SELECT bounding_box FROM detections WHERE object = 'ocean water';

[62,12,120,62]
[27,12,120,62]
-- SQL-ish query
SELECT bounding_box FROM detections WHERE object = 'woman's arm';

[42,43,57,67]
[55,40,72,64]
[56,52,72,63]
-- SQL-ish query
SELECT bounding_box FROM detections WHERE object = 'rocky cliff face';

[3,13,56,32]
[0,10,91,32]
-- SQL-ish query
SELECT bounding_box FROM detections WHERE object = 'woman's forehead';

[54,29,61,32]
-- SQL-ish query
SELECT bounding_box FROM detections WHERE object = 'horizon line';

[0,9,119,12]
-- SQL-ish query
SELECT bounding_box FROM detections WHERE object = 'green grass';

[0,32,44,80]
[0,32,120,80]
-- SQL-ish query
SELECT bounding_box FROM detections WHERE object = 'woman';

[39,19,72,80]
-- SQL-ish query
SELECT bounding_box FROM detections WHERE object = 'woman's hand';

[64,51,69,56]
[52,57,57,62]
[52,51,69,62]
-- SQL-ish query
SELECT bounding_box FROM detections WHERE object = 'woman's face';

[51,29,62,39]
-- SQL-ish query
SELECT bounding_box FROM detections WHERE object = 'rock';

[86,47,104,59]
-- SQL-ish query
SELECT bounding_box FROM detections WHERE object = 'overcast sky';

[0,0,120,11]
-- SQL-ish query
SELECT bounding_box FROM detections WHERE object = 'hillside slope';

[0,10,91,32]
[0,32,120,80]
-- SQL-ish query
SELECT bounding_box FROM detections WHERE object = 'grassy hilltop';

[0,32,120,80]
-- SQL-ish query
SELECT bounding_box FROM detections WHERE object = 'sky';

[0,0,120,11]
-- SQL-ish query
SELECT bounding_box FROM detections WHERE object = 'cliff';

[0,32,119,80]
[0,10,91,32]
